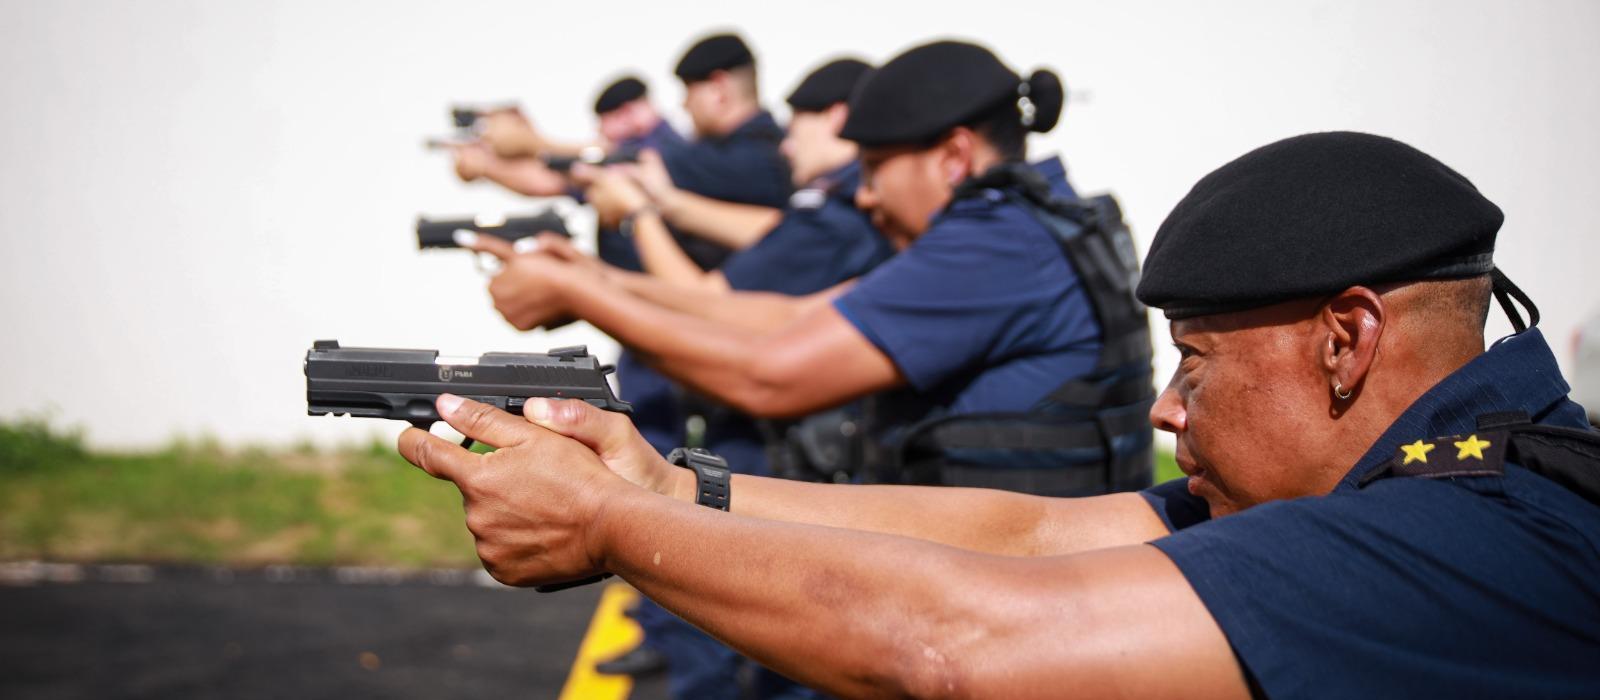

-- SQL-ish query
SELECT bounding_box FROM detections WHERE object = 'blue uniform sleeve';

[1149,473,1600,699]
[831,208,1095,393]
[723,203,890,295]
[1138,477,1209,531]
[656,133,790,208]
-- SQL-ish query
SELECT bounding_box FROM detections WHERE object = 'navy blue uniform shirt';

[595,120,687,270]
[601,114,790,456]
[721,161,893,295]
[654,111,792,272]
[598,113,791,272]
[701,160,893,477]
[1143,328,1600,698]
[832,156,1100,416]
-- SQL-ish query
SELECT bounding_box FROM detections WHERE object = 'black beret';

[593,76,647,115]
[674,33,755,84]
[785,58,873,112]
[840,40,1063,147]
[1136,131,1505,319]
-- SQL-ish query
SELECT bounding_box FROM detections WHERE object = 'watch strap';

[668,447,731,511]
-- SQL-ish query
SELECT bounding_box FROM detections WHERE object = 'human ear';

[941,128,975,185]
[1319,286,1385,404]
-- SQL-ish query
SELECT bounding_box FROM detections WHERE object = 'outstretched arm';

[634,149,782,250]
[398,396,1245,700]
[453,143,569,198]
[523,396,1173,557]
[584,169,724,290]
[609,266,848,334]
[482,252,898,417]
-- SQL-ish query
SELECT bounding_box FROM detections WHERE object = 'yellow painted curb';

[557,583,643,700]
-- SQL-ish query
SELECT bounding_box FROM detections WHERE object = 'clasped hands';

[398,393,691,587]
[456,231,599,331]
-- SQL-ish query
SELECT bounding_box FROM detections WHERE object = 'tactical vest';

[885,163,1156,497]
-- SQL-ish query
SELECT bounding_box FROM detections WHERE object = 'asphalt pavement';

[0,563,669,699]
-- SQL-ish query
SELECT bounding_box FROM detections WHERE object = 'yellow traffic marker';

[558,583,644,700]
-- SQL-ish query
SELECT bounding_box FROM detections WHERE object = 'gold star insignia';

[1401,440,1435,465]
[1454,434,1492,461]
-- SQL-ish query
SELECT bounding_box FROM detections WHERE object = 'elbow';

[878,627,976,700]
[726,362,806,418]
[726,348,822,418]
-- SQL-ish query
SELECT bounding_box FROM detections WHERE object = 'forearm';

[657,188,782,250]
[481,156,570,197]
[663,469,1167,557]
[629,212,720,288]
[598,490,1027,698]
[557,271,804,414]
[611,268,826,334]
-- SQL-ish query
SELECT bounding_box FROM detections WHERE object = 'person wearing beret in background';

[452,32,795,698]
[470,40,1155,500]
[477,57,888,700]
[400,130,1600,698]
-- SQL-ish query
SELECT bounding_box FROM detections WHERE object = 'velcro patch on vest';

[788,188,826,210]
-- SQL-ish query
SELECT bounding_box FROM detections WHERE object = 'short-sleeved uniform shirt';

[832,156,1100,418]
[595,120,688,271]
[721,161,893,295]
[699,161,894,474]
[605,114,791,454]
[1142,328,1600,698]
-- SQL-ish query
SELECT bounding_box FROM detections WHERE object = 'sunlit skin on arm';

[581,167,726,291]
[463,234,841,336]
[522,395,1174,556]
[452,142,570,198]
[396,395,1248,699]
[632,150,782,250]
[607,266,848,334]
[469,239,900,418]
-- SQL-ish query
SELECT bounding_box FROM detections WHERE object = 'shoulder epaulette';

[1359,431,1508,487]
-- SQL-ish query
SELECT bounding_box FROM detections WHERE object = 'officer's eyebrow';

[1171,341,1202,359]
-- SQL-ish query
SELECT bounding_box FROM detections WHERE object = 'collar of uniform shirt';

[1336,327,1574,490]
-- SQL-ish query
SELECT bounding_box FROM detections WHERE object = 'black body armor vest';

[885,163,1157,497]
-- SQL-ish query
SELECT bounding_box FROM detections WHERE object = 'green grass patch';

[0,416,1187,567]
[0,418,477,568]
[1155,449,1183,484]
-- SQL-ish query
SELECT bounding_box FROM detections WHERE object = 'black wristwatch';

[667,447,731,511]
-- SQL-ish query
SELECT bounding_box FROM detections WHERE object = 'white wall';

[1,0,1596,448]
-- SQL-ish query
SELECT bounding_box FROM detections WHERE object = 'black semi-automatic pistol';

[305,340,628,431]
[305,340,628,593]
[415,210,571,250]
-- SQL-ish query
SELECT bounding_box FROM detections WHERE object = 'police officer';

[477,40,1153,496]
[454,33,793,693]
[452,75,686,198]
[475,56,888,700]
[399,130,1600,699]
[573,58,889,307]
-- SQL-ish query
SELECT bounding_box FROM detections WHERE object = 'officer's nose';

[1150,379,1186,434]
